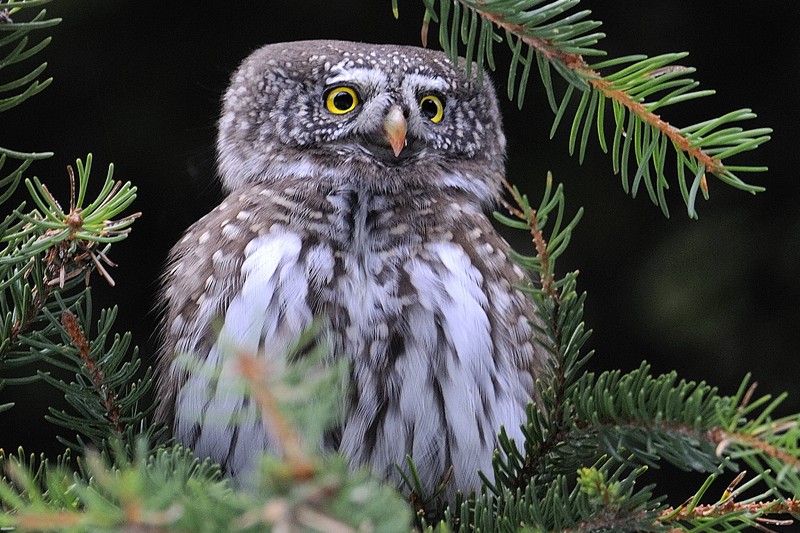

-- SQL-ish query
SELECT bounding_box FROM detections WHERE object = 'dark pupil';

[420,99,439,118]
[333,91,354,110]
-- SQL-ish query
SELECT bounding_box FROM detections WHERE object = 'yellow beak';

[383,106,407,157]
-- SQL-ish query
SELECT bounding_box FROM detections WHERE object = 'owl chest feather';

[166,183,536,495]
[299,187,533,491]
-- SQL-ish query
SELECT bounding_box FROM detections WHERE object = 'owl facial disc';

[215,40,508,203]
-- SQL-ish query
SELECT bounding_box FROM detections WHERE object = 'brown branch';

[60,310,123,433]
[13,510,82,531]
[576,414,800,471]
[497,174,568,489]
[588,77,723,175]
[235,353,316,481]
[660,498,799,528]
[499,175,557,299]
[473,2,588,71]
[711,383,800,467]
[466,1,726,178]
[712,427,800,469]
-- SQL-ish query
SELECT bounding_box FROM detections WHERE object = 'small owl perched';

[156,40,543,499]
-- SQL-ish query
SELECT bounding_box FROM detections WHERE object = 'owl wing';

[156,185,318,474]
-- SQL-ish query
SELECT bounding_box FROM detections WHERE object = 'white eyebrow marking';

[326,67,389,91]
[402,73,450,94]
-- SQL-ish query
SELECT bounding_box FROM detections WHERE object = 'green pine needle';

[397,0,770,217]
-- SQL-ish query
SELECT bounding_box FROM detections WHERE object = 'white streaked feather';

[408,243,496,487]
[174,230,316,474]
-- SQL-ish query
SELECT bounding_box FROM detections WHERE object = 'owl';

[155,40,544,500]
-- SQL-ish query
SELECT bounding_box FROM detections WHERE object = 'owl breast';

[161,179,539,498]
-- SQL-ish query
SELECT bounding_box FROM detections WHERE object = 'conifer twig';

[235,353,316,481]
[471,2,723,181]
[409,0,771,216]
[60,309,122,434]
[494,174,585,490]
[500,175,556,299]
[660,498,799,529]
[712,427,800,469]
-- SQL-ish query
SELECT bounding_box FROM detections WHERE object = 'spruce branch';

[465,457,661,533]
[463,176,800,532]
[59,309,123,434]
[659,471,800,532]
[0,339,412,533]
[0,1,58,203]
[398,0,772,217]
[1,442,412,533]
[35,300,155,454]
[0,0,57,279]
[236,352,316,481]
[2,155,139,371]
[1,0,151,457]
[491,173,589,493]
[0,1,57,112]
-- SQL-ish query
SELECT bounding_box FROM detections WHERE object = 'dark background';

[2,0,798,507]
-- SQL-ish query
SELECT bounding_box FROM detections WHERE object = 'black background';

[2,0,799,509]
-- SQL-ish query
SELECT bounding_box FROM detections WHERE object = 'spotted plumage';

[156,40,544,499]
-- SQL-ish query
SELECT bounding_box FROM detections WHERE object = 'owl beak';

[383,106,407,157]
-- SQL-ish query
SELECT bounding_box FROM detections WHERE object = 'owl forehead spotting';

[216,40,506,205]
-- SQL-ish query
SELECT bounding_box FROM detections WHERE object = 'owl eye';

[324,86,359,114]
[418,94,445,123]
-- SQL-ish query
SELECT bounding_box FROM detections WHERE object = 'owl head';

[216,40,506,206]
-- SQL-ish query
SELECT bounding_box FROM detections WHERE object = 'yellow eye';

[419,94,445,123]
[325,86,359,114]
